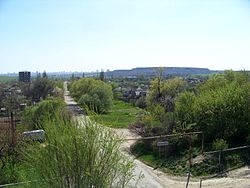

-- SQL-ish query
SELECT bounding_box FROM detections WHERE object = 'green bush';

[69,78,113,113]
[212,139,228,151]
[176,71,250,146]
[21,98,66,130]
[20,114,136,188]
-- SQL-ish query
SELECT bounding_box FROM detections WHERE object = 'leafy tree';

[22,98,66,129]
[175,71,250,146]
[194,82,250,145]
[25,77,55,101]
[147,77,186,113]
[69,78,113,113]
[139,77,187,134]
[42,71,47,78]
[175,91,196,133]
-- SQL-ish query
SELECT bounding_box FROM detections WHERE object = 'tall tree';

[42,71,47,78]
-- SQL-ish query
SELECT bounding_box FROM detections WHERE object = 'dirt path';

[64,82,250,188]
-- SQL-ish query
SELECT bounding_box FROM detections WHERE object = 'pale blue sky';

[0,0,250,73]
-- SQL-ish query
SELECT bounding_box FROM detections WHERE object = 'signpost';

[157,141,169,157]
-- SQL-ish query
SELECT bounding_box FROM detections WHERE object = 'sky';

[0,0,250,73]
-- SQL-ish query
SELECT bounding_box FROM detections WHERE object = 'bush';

[69,78,113,113]
[21,98,67,130]
[175,71,250,146]
[135,97,147,109]
[20,114,137,188]
[212,139,228,151]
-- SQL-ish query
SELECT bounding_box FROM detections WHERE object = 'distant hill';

[0,67,221,79]
[106,67,220,78]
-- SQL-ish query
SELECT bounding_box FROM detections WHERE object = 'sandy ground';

[64,82,250,188]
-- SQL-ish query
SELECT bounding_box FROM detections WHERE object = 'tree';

[175,71,250,146]
[22,97,66,129]
[69,78,113,113]
[27,77,55,101]
[42,71,47,78]
[175,91,196,133]
[143,77,186,134]
[155,67,164,101]
[36,71,41,79]
[147,77,186,113]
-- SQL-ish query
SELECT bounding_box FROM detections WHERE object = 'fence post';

[201,133,204,154]
[218,150,222,174]
[186,136,192,188]
[199,179,202,188]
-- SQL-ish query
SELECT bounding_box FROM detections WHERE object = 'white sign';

[157,141,169,147]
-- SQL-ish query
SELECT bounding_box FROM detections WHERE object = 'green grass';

[93,100,144,128]
[0,76,18,83]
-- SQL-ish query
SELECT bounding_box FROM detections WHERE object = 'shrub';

[21,98,66,130]
[69,78,113,113]
[20,114,136,188]
[212,139,228,151]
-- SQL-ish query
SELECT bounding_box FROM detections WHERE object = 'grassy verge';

[93,100,144,128]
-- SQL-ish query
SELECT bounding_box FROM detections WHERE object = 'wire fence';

[199,145,250,188]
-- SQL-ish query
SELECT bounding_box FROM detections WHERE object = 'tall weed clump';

[21,113,136,188]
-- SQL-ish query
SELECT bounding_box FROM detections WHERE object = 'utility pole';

[10,112,16,148]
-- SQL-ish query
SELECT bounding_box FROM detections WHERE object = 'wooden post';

[199,179,202,188]
[201,133,204,154]
[186,170,191,188]
[186,136,192,188]
[218,150,221,174]
[10,112,16,147]
[158,145,160,157]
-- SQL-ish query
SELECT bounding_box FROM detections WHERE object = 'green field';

[93,100,144,128]
[0,76,18,83]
